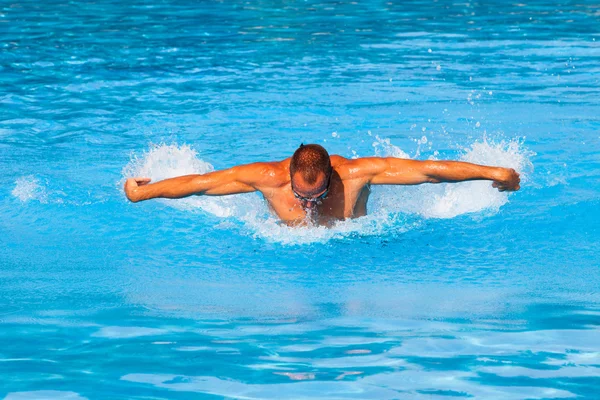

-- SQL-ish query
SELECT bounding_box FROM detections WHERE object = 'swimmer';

[124,144,520,225]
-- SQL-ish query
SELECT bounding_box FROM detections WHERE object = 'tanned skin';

[124,155,520,226]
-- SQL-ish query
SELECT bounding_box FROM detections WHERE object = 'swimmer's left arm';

[361,158,520,191]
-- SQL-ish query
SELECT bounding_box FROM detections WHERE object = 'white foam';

[122,139,532,244]
[12,176,48,203]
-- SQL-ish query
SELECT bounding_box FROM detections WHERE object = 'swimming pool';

[1,0,599,398]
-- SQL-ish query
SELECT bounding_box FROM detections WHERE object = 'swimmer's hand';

[124,177,151,202]
[492,168,520,192]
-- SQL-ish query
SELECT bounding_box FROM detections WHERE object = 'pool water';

[1,1,600,398]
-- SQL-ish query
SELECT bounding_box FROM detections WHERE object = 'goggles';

[292,173,331,203]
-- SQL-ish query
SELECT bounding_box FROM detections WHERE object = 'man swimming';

[124,144,520,226]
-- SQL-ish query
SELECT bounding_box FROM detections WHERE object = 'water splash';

[12,176,48,203]
[122,139,532,244]
[12,176,94,206]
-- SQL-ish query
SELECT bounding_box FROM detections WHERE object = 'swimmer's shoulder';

[330,155,348,165]
[249,159,291,189]
[331,155,375,180]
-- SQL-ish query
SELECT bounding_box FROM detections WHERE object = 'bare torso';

[256,155,371,225]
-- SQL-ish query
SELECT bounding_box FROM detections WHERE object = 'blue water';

[1,0,600,398]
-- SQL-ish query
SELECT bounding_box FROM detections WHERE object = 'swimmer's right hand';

[124,177,151,202]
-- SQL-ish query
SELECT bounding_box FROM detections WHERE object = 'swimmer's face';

[291,171,331,209]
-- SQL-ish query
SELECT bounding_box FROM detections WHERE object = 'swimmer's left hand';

[492,168,520,192]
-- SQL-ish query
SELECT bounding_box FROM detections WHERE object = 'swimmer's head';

[290,144,332,208]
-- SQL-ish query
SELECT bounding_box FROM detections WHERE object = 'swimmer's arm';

[362,158,520,191]
[124,163,272,202]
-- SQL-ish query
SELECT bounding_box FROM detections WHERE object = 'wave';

[122,137,532,244]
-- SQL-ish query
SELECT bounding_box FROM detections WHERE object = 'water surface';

[1,1,600,398]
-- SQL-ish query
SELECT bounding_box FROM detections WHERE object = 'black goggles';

[292,173,331,203]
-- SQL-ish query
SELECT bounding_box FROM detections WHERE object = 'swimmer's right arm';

[124,163,271,202]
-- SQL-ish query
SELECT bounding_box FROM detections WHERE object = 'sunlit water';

[1,1,599,399]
